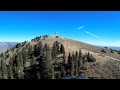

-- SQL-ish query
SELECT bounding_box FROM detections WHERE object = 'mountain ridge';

[0,35,120,79]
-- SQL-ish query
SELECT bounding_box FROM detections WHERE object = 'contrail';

[77,26,110,46]
[77,26,85,30]
[84,31,103,40]
[78,26,103,40]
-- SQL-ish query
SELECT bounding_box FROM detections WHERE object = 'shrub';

[56,36,59,38]
[101,49,106,53]
[118,51,120,55]
[111,50,114,53]
[87,53,96,62]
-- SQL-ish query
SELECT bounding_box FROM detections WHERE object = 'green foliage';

[7,65,14,79]
[16,43,22,48]
[87,53,96,62]
[51,41,59,58]
[74,51,78,75]
[70,53,75,77]
[60,44,65,54]
[60,64,66,77]
[1,58,8,79]
[40,44,52,79]
[31,54,35,66]
[0,53,4,57]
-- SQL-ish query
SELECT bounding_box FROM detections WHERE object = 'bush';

[111,50,114,53]
[87,53,96,62]
[56,36,59,38]
[104,47,108,49]
[101,49,106,53]
[118,51,120,55]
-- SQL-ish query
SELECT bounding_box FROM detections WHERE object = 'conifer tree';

[51,64,55,79]
[7,64,14,79]
[78,49,82,73]
[38,41,44,56]
[1,58,8,79]
[52,42,58,58]
[40,44,52,79]
[75,51,78,76]
[70,53,75,77]
[60,44,65,54]
[55,41,60,54]
[31,54,35,66]
[60,64,66,78]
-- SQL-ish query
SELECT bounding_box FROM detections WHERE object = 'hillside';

[0,35,120,79]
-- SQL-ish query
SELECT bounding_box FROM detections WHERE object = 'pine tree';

[60,64,66,78]
[55,41,60,54]
[1,58,8,79]
[31,54,35,66]
[52,42,58,58]
[40,44,52,79]
[28,45,32,57]
[22,51,27,67]
[34,44,38,56]
[60,44,65,54]
[78,49,82,73]
[63,51,66,64]
[68,52,71,68]
[75,51,78,76]
[70,53,75,77]
[7,64,14,79]
[38,41,44,56]
[51,64,55,79]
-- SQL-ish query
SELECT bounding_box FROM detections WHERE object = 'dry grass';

[3,35,120,79]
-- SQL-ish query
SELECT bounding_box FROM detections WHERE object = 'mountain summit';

[0,35,120,79]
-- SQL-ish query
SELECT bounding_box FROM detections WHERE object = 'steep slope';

[1,35,120,79]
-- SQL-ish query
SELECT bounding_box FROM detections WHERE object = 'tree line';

[0,40,96,79]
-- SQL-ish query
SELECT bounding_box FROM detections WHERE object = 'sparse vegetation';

[87,53,96,62]
[0,35,119,79]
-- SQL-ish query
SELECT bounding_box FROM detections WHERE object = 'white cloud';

[77,26,85,30]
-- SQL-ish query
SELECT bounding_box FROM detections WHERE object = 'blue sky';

[0,11,120,46]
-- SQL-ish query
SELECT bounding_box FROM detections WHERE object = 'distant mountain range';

[107,46,120,51]
[99,46,120,51]
[0,42,18,53]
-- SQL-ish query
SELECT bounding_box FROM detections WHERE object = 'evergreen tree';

[60,44,65,54]
[78,49,82,73]
[55,41,60,54]
[70,53,75,77]
[28,45,32,57]
[68,52,71,68]
[75,51,78,76]
[1,58,8,79]
[22,50,27,67]
[7,64,14,79]
[40,44,52,79]
[38,41,44,56]
[31,54,35,66]
[60,64,66,78]
[51,64,55,79]
[52,42,58,58]
[34,44,40,57]
[63,51,66,64]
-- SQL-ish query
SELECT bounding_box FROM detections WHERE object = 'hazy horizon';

[0,11,120,47]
